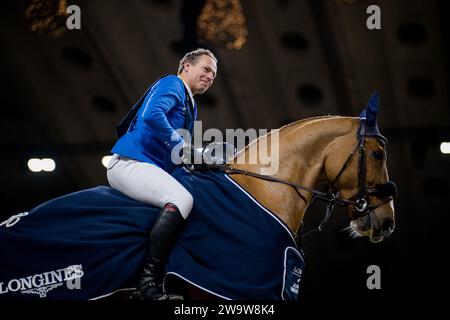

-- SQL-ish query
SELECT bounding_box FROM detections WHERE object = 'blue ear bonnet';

[358,91,387,143]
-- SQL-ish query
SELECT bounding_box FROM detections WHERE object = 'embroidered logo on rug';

[0,212,29,228]
[283,247,305,300]
[0,264,84,298]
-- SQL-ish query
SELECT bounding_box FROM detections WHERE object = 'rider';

[107,48,217,300]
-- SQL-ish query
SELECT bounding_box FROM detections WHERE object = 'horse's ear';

[365,91,379,127]
[358,91,386,142]
[359,91,379,122]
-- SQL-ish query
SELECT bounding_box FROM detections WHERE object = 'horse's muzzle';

[368,181,397,198]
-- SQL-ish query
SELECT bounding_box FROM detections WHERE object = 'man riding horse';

[107,48,217,300]
[0,80,396,300]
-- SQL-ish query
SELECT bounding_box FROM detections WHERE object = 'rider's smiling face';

[182,55,217,95]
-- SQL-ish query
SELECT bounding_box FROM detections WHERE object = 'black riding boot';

[132,203,185,300]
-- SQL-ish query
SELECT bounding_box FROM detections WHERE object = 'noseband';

[188,118,397,236]
[327,120,397,220]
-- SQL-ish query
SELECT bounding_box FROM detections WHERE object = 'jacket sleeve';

[141,76,185,152]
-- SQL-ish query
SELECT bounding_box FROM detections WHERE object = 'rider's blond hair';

[177,48,218,75]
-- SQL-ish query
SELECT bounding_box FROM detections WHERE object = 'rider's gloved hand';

[180,144,210,172]
[202,142,236,165]
[181,145,203,165]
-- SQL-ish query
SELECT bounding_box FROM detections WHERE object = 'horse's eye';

[373,151,385,160]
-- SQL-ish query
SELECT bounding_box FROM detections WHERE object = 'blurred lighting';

[27,158,42,172]
[27,158,56,172]
[440,142,450,154]
[41,158,56,172]
[25,0,69,37]
[197,0,248,50]
[102,155,113,168]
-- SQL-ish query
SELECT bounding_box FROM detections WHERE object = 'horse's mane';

[278,115,337,131]
[237,115,344,156]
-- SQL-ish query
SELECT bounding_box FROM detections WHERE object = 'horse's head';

[324,92,396,243]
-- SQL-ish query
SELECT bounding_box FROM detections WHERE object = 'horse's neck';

[229,117,357,233]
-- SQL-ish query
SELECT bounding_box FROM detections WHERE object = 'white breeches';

[106,154,193,219]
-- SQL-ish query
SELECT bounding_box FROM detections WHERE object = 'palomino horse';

[0,92,396,300]
[181,92,396,299]
[228,114,396,243]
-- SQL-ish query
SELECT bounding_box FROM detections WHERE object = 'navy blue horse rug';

[0,170,305,300]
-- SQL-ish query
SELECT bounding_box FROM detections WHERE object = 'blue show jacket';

[112,75,197,172]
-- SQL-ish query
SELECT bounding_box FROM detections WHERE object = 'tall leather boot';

[132,203,185,300]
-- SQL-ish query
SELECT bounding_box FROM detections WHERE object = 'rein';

[188,119,396,237]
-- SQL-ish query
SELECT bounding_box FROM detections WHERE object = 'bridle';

[327,119,396,221]
[188,118,397,237]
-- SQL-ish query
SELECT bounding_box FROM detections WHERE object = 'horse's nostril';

[381,219,394,233]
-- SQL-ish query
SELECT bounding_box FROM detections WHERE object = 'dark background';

[1,0,448,304]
